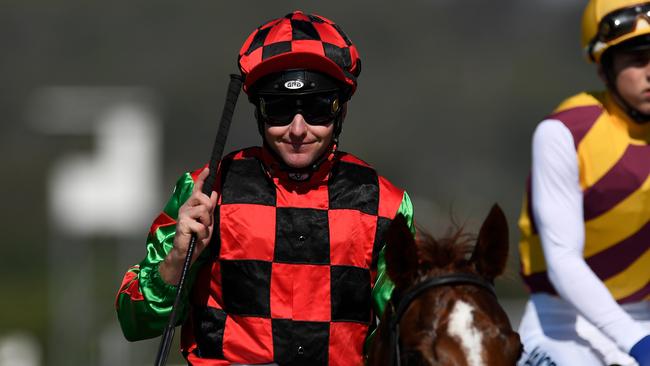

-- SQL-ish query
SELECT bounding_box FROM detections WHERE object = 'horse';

[367,204,522,366]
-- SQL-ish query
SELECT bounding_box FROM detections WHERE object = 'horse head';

[367,204,522,365]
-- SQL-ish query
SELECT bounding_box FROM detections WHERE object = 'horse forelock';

[416,225,475,275]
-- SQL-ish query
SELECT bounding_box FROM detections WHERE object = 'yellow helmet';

[582,0,650,63]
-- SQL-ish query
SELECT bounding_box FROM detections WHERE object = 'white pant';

[517,294,650,366]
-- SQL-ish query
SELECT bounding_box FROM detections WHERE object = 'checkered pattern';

[183,147,404,365]
[238,10,361,94]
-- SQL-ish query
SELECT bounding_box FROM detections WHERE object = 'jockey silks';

[519,91,650,304]
[116,146,413,365]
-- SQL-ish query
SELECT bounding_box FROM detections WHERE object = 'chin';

[638,107,650,116]
[633,98,650,114]
[282,154,314,169]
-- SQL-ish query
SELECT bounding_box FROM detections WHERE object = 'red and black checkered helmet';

[238,11,361,97]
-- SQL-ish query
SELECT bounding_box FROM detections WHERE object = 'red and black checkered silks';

[181,147,404,366]
[238,11,361,95]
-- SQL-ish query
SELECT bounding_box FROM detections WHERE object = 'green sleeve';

[115,172,210,341]
[365,191,415,351]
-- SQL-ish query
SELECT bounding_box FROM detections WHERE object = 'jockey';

[517,1,650,365]
[115,10,414,365]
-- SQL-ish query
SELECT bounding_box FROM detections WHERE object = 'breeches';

[516,294,650,366]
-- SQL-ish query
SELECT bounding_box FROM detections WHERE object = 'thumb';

[210,191,218,211]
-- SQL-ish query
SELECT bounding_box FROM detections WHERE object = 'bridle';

[385,273,496,366]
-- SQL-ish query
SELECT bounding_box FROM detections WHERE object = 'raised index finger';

[193,167,211,196]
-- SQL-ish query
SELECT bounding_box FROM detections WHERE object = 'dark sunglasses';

[596,4,650,43]
[257,93,341,126]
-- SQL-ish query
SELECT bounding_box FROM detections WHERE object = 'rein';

[386,273,496,366]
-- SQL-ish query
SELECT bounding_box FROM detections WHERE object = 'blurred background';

[0,0,601,365]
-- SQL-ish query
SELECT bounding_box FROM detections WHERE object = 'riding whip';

[154,73,243,366]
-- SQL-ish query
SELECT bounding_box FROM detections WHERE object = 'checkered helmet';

[238,11,361,99]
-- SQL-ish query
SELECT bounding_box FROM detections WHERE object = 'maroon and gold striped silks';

[519,91,650,303]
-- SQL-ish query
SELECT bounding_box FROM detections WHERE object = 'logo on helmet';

[284,80,304,90]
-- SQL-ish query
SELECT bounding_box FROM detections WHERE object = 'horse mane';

[415,223,475,274]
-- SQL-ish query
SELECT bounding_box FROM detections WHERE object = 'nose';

[288,114,308,138]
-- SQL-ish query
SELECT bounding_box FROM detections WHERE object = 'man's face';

[611,48,650,117]
[264,113,335,169]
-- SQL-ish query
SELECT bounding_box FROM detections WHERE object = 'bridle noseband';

[385,273,496,366]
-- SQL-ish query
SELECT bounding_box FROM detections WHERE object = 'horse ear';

[471,204,509,281]
[384,214,419,289]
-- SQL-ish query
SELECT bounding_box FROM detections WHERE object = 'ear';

[384,214,419,289]
[597,64,609,86]
[470,204,509,281]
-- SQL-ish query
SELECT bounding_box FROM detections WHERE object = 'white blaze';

[447,300,485,366]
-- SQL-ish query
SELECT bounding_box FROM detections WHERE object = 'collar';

[605,92,650,142]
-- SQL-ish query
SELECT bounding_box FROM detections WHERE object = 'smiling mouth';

[286,140,315,147]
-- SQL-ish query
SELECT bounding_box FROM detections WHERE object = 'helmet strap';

[255,108,265,136]
[333,105,345,138]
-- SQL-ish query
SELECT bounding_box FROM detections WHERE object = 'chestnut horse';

[367,205,522,366]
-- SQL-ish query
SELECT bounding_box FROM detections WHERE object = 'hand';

[159,167,218,285]
[630,334,650,366]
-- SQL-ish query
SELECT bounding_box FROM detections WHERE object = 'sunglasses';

[596,4,650,43]
[257,93,341,126]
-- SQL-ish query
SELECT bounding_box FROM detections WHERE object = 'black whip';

[154,73,243,366]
